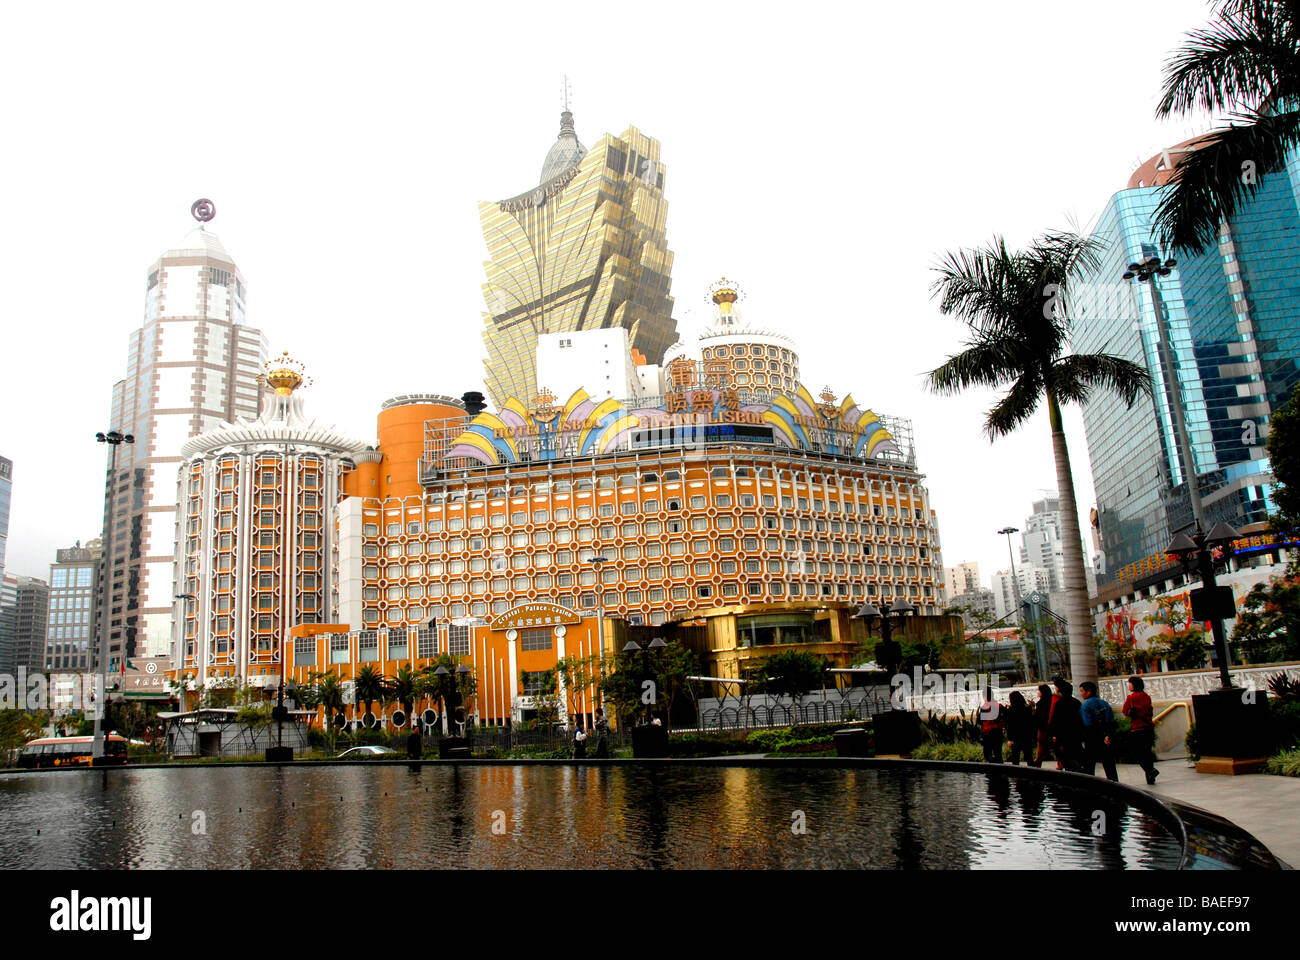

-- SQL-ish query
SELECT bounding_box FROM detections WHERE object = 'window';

[520,628,551,651]
[448,624,470,655]
[358,631,379,662]
[522,671,552,696]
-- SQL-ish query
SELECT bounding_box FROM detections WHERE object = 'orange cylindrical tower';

[375,395,467,498]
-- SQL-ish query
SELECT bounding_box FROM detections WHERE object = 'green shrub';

[1269,701,1300,751]
[912,742,984,762]
[1266,750,1300,777]
[1186,723,1199,761]
[921,711,980,745]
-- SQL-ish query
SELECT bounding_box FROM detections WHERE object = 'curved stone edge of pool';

[2,756,1283,870]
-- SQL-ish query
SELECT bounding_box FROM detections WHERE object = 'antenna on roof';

[562,75,572,113]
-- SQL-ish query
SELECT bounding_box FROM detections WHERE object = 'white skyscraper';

[100,208,268,666]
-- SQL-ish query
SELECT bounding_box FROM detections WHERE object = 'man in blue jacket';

[1079,681,1119,782]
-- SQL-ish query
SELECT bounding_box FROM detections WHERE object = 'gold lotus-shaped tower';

[708,277,744,316]
[261,351,311,395]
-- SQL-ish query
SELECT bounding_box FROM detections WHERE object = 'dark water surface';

[0,764,1182,869]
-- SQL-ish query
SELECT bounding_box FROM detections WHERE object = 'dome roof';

[539,110,586,184]
[164,226,234,263]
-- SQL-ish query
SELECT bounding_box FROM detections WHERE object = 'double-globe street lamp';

[92,429,133,763]
[852,598,919,755]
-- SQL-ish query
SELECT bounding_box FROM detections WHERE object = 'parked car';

[335,745,395,759]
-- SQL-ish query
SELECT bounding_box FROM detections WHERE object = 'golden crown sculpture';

[707,276,744,315]
[530,388,560,423]
[260,351,312,395]
[817,386,839,419]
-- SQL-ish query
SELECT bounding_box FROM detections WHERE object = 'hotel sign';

[491,602,581,631]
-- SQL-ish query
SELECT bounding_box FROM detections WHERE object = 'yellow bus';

[18,735,128,768]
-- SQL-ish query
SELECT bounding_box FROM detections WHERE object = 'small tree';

[308,672,345,751]
[758,650,828,718]
[1233,575,1300,664]
[598,650,643,728]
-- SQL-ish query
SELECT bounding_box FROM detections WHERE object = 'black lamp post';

[623,637,668,757]
[850,598,921,756]
[92,429,133,763]
[1164,522,1242,690]
[852,598,916,680]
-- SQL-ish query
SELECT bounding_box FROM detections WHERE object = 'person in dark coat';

[1033,683,1053,767]
[1005,690,1037,766]
[593,708,610,759]
[979,687,1005,763]
[572,721,587,759]
[1048,678,1084,772]
[1122,675,1158,784]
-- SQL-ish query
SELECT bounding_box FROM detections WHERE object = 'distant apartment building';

[0,455,11,588]
[991,565,1052,625]
[943,562,981,602]
[44,541,101,672]
[0,575,50,677]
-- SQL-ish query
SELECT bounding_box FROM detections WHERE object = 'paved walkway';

[1113,758,1298,868]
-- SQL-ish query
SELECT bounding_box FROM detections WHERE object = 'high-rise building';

[0,455,11,588]
[943,561,982,601]
[100,212,268,668]
[0,575,50,677]
[172,355,368,690]
[1020,495,1066,593]
[479,106,677,406]
[991,566,1051,624]
[1073,138,1296,594]
[44,540,101,673]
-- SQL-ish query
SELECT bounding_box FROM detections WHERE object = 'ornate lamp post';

[847,598,919,756]
[852,598,916,680]
[623,637,668,757]
[92,429,133,763]
[1164,522,1242,691]
[1164,521,1273,772]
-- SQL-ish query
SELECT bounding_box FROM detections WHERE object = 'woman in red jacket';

[1122,675,1158,785]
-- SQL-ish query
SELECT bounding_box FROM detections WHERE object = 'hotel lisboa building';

[170,279,953,728]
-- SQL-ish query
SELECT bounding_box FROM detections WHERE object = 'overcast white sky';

[0,1,1222,592]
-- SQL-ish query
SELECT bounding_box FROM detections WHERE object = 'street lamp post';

[1124,255,1206,528]
[852,598,920,755]
[1165,523,1242,691]
[998,525,1035,680]
[93,429,134,763]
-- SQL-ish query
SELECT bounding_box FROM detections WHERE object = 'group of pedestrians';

[977,676,1159,784]
[571,708,611,759]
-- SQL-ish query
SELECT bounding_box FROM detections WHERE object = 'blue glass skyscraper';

[1072,138,1298,591]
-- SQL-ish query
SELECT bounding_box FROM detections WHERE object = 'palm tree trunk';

[1047,392,1098,687]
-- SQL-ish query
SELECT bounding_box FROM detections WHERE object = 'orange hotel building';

[177,287,955,729]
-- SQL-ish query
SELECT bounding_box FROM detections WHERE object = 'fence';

[695,688,893,731]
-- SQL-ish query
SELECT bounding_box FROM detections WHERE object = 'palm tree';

[353,665,388,727]
[928,231,1153,687]
[390,664,419,725]
[1153,0,1300,253]
[307,671,345,751]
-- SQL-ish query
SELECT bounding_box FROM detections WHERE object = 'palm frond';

[983,373,1044,440]
[927,331,1025,396]
[1049,353,1154,408]
[929,236,1016,324]
[1151,108,1300,253]
[1156,2,1295,117]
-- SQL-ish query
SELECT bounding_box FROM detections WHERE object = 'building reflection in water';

[0,766,1183,870]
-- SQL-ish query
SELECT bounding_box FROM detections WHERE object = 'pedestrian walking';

[1033,683,1053,767]
[979,687,1005,764]
[1005,690,1037,766]
[1122,675,1159,784]
[1079,681,1119,782]
[1048,678,1084,772]
[572,721,587,759]
[593,708,610,759]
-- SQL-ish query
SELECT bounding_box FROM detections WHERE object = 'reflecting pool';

[0,763,1183,869]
